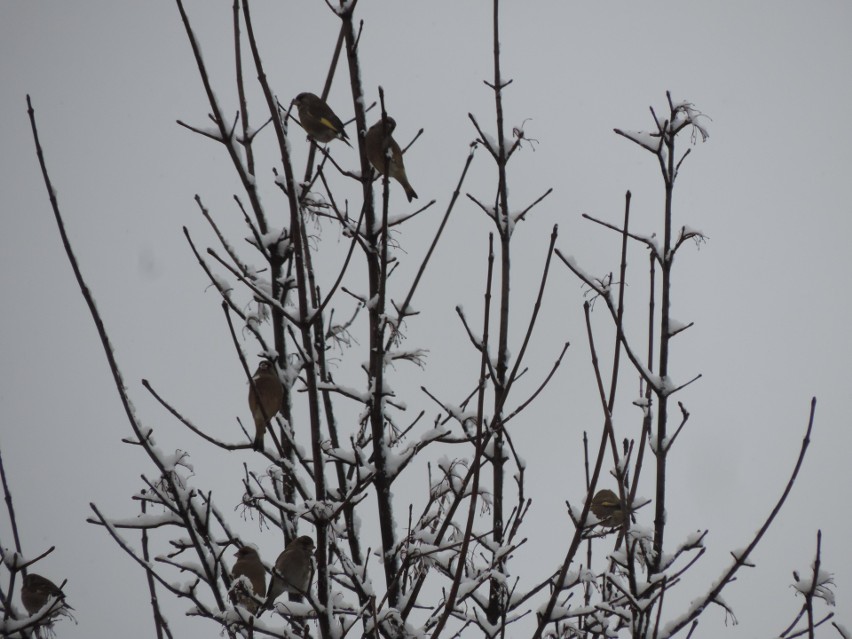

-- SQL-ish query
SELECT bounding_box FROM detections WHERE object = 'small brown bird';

[293,92,351,146]
[365,117,418,202]
[21,573,74,620]
[589,489,627,528]
[248,359,283,451]
[230,546,266,614]
[263,536,315,610]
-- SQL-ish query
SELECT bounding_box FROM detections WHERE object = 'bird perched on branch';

[248,359,283,451]
[365,117,418,202]
[230,546,266,614]
[589,488,627,528]
[263,536,315,610]
[21,573,75,623]
[293,92,351,146]
[231,546,266,614]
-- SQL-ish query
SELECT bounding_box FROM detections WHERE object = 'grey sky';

[2,1,851,636]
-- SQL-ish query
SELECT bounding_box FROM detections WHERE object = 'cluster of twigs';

[13,1,844,638]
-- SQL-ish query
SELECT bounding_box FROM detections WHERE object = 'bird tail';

[403,182,418,202]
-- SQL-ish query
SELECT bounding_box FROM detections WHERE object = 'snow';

[480,131,497,154]
[793,567,836,605]
[384,449,406,477]
[104,512,184,528]
[197,125,224,140]
[560,254,609,296]
[617,128,662,153]
[668,318,689,335]
[683,530,705,546]
[317,381,372,403]
[456,576,481,599]
[1,551,25,570]
[419,424,450,442]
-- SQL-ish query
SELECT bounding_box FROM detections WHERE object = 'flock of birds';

[21,364,317,629]
[293,91,418,202]
[23,362,313,627]
[16,94,632,632]
[19,536,315,630]
[18,370,627,629]
[234,90,422,613]
[19,485,625,627]
[230,536,316,615]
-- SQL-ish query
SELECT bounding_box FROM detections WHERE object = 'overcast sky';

[2,1,851,637]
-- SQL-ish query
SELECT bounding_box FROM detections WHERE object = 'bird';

[230,546,266,614]
[21,573,74,620]
[248,359,283,451]
[263,536,315,610]
[293,92,351,146]
[589,488,627,528]
[365,117,418,202]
